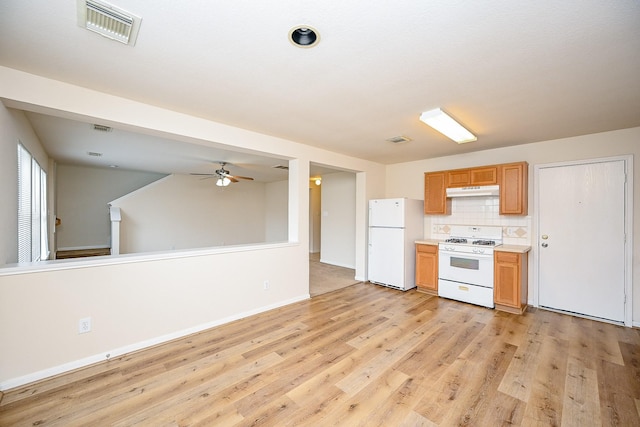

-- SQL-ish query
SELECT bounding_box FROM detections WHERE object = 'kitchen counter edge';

[415,240,441,245]
[495,245,531,253]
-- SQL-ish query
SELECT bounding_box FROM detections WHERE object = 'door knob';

[541,235,548,240]
[541,243,548,248]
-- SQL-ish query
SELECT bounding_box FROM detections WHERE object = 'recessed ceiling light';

[289,25,319,48]
[419,108,477,144]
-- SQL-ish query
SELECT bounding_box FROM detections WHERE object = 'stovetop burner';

[472,240,496,246]
[441,225,503,249]
[445,238,468,243]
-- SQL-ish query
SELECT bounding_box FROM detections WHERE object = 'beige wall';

[265,179,289,243]
[0,66,385,388]
[56,164,166,250]
[320,172,357,269]
[386,127,640,324]
[109,174,284,253]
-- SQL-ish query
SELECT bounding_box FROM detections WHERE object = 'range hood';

[446,185,499,198]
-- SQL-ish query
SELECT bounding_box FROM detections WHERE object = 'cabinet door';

[416,244,438,292]
[500,162,528,215]
[470,167,498,185]
[424,172,450,214]
[446,169,470,187]
[494,252,520,307]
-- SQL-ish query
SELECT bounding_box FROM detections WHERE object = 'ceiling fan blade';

[230,175,254,181]
[228,176,239,183]
[190,173,216,176]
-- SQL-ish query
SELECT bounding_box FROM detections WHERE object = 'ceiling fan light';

[419,108,477,144]
[216,177,231,187]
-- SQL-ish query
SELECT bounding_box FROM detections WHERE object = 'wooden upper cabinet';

[470,167,498,185]
[425,162,527,216]
[500,162,528,215]
[447,166,498,187]
[446,169,470,187]
[424,172,450,214]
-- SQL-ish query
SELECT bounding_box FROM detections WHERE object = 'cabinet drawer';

[416,244,437,254]
[496,251,519,263]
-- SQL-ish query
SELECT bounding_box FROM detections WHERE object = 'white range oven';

[438,225,502,308]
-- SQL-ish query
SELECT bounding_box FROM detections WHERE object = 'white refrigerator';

[368,198,424,291]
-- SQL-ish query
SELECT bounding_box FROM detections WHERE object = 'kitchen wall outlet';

[263,280,269,290]
[79,317,92,334]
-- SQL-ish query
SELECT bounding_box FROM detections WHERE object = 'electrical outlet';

[263,280,269,290]
[79,317,92,334]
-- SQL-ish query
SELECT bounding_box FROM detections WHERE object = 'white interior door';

[537,159,626,323]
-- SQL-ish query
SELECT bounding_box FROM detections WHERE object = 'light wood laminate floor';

[1,283,639,426]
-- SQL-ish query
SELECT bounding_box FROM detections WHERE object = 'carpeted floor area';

[309,252,361,296]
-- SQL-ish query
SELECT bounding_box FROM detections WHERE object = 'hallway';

[309,253,360,296]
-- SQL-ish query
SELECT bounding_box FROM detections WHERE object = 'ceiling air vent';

[386,135,412,144]
[93,124,112,132]
[77,0,142,46]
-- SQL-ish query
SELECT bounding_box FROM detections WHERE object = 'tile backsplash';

[427,197,531,245]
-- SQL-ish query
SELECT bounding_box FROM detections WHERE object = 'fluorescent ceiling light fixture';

[419,108,477,144]
[216,177,231,187]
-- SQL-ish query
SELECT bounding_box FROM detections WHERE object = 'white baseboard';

[0,294,310,391]
[319,258,355,270]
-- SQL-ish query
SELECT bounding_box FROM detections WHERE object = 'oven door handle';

[438,250,494,258]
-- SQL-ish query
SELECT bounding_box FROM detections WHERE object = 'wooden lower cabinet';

[494,251,528,314]
[416,243,438,295]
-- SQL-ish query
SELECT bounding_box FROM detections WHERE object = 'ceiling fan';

[191,162,254,187]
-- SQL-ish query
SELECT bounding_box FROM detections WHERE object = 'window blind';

[17,143,48,262]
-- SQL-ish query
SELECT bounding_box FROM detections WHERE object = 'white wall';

[0,66,385,388]
[320,172,356,269]
[0,107,49,265]
[110,174,283,253]
[56,164,165,250]
[386,127,640,324]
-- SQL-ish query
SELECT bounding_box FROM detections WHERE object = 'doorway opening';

[309,163,360,296]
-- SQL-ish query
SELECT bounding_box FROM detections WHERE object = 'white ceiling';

[1,1,639,177]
